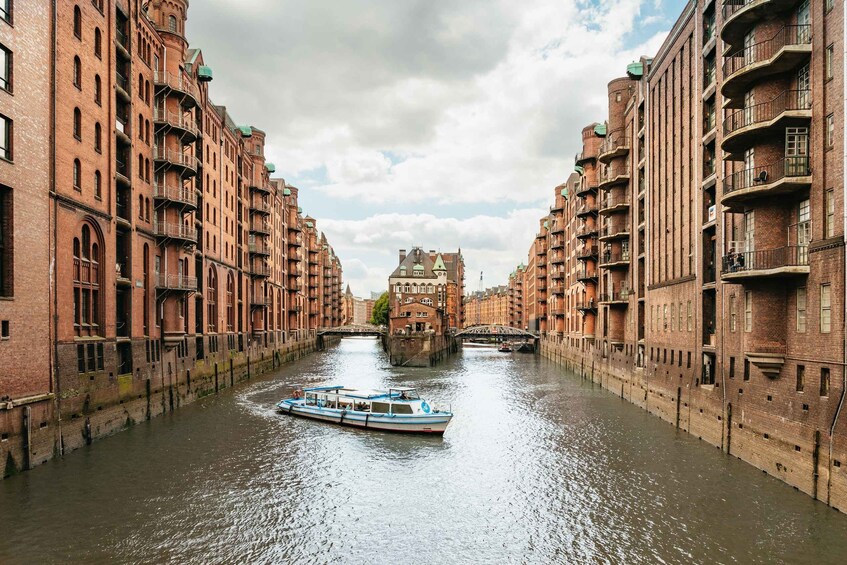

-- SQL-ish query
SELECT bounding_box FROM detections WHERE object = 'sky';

[186,0,682,297]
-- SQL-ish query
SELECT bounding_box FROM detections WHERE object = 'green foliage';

[370,292,389,326]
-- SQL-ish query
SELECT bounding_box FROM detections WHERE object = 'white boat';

[276,386,453,435]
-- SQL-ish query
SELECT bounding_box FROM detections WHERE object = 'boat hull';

[276,400,452,434]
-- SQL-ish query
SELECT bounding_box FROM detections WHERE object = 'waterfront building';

[464,285,510,326]
[501,0,846,512]
[0,0,343,477]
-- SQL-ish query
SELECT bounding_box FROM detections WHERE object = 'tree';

[370,292,389,326]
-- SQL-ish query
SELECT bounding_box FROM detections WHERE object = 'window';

[226,273,234,332]
[825,190,835,238]
[663,304,667,330]
[73,108,81,140]
[207,267,218,332]
[826,44,834,80]
[73,5,82,39]
[73,224,102,336]
[670,304,675,331]
[73,159,81,190]
[744,291,752,332]
[796,287,807,332]
[678,302,683,331]
[94,170,101,199]
[168,15,177,33]
[73,56,81,89]
[826,114,835,149]
[94,74,101,105]
[796,365,805,392]
[0,185,11,297]
[94,122,101,152]
[821,368,830,397]
[0,113,10,161]
[0,0,10,24]
[729,357,735,379]
[94,28,102,58]
[821,284,831,333]
[0,44,11,92]
[729,295,737,332]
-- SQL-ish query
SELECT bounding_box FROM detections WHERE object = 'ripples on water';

[2,338,847,564]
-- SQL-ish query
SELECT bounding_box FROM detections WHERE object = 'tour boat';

[276,386,453,434]
[498,343,512,352]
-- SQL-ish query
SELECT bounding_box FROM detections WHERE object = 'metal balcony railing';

[721,245,809,275]
[153,221,197,242]
[153,146,199,171]
[576,268,597,279]
[577,245,599,258]
[601,223,629,238]
[250,264,271,277]
[153,182,197,207]
[153,71,198,100]
[601,252,630,265]
[156,274,198,291]
[723,90,810,137]
[598,133,629,158]
[723,156,810,195]
[601,193,630,210]
[153,107,200,137]
[723,25,811,80]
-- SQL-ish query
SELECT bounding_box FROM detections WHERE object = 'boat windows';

[305,394,317,406]
[392,404,413,414]
[371,402,390,414]
[354,402,370,412]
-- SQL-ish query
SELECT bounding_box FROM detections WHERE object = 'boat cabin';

[302,386,426,415]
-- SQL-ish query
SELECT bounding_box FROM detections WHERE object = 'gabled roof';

[390,247,437,278]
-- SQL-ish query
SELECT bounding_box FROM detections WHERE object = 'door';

[786,127,809,176]
[797,64,810,109]
[797,1,810,43]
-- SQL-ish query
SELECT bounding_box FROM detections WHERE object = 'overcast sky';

[186,0,678,297]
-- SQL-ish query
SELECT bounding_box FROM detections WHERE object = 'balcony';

[576,245,598,260]
[721,157,811,208]
[575,150,595,166]
[575,182,597,197]
[153,182,197,210]
[576,268,598,282]
[115,72,130,100]
[250,296,272,308]
[550,306,566,316]
[153,71,199,108]
[598,162,630,189]
[551,269,566,280]
[600,252,631,269]
[597,133,630,164]
[599,223,630,241]
[576,223,598,240]
[153,221,197,244]
[721,0,802,52]
[598,289,632,306]
[115,116,131,145]
[722,26,812,105]
[248,241,271,256]
[722,90,811,155]
[721,245,809,281]
[153,146,199,175]
[153,107,200,141]
[250,200,272,215]
[575,203,599,218]
[249,220,271,235]
[550,222,565,234]
[550,253,566,264]
[599,193,630,215]
[250,264,271,279]
[156,274,198,292]
[575,299,597,312]
[250,183,272,195]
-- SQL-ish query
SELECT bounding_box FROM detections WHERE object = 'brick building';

[464,285,509,326]
[0,0,343,477]
[500,0,847,512]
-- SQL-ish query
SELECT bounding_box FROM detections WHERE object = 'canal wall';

[540,338,847,514]
[386,335,458,367]
[1,335,339,479]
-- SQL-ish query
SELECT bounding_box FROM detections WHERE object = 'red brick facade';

[0,0,344,477]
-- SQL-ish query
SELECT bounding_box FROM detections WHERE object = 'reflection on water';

[2,338,847,564]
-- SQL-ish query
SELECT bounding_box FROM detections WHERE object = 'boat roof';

[302,385,419,400]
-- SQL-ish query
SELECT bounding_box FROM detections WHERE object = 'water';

[2,338,847,564]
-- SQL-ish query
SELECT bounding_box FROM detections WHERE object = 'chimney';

[399,249,406,263]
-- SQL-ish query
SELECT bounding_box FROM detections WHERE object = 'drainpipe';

[828,3,847,505]
[49,0,63,455]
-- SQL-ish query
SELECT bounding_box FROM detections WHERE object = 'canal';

[2,338,847,564]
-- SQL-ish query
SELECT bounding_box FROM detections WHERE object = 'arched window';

[145,120,150,144]
[145,81,150,103]
[94,28,102,58]
[145,158,150,182]
[137,153,143,179]
[277,289,282,330]
[94,75,101,105]
[207,267,218,333]
[73,159,81,190]
[138,113,143,139]
[73,6,82,39]
[73,56,81,88]
[138,73,143,97]
[94,122,101,152]
[145,198,150,221]
[73,108,81,139]
[168,15,177,33]
[138,195,144,219]
[427,284,434,293]
[226,273,234,332]
[143,244,150,334]
[73,223,102,336]
[94,170,101,199]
